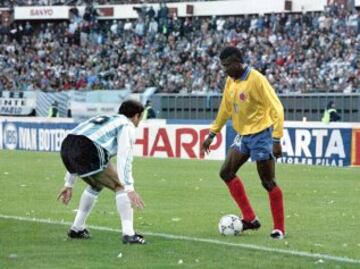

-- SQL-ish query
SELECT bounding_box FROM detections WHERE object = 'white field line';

[1,214,360,264]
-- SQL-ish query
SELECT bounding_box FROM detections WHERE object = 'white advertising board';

[14,6,70,20]
[134,121,226,160]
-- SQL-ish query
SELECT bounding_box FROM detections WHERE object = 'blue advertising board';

[2,121,76,152]
[225,125,352,167]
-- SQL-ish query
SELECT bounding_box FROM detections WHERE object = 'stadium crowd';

[0,3,359,93]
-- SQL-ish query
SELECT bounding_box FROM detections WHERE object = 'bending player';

[57,100,146,244]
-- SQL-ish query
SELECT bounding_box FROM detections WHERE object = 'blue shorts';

[231,128,274,161]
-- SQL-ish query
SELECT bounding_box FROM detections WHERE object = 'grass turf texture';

[0,150,359,269]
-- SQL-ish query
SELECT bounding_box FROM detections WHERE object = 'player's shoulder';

[248,68,264,80]
[113,114,135,129]
[111,114,128,122]
[248,68,268,87]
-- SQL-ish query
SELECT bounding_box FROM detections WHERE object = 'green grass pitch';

[0,150,359,269]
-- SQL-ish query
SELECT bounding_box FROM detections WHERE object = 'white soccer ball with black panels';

[218,214,243,236]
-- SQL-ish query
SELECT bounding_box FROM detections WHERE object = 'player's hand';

[273,143,282,158]
[57,187,72,205]
[128,191,145,210]
[201,137,213,155]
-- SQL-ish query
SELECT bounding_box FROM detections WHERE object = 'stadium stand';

[0,3,359,94]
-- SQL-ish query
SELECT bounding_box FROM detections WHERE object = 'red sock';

[268,186,285,233]
[225,177,256,222]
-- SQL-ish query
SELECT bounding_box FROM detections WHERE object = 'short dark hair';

[219,46,243,62]
[118,99,144,118]
[327,101,335,109]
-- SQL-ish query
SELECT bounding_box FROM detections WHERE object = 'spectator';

[48,101,59,117]
[143,100,156,119]
[322,101,341,123]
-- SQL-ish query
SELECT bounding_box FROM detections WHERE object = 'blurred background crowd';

[0,1,359,94]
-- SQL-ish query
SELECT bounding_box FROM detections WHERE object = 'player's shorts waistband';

[238,127,272,137]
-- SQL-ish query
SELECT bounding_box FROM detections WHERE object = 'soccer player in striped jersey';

[57,100,146,244]
[201,46,285,239]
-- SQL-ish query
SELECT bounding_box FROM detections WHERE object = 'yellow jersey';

[210,66,284,138]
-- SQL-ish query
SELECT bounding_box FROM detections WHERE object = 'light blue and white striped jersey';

[71,114,132,156]
[69,114,136,192]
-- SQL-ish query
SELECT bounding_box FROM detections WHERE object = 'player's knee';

[83,176,103,192]
[261,180,277,191]
[219,168,235,182]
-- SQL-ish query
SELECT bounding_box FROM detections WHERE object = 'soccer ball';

[218,214,243,236]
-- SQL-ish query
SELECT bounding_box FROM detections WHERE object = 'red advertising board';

[351,129,360,166]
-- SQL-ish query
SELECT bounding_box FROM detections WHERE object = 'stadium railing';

[153,93,360,122]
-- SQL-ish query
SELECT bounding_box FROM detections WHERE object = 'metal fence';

[152,94,360,122]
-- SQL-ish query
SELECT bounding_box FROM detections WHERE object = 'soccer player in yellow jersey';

[201,46,285,239]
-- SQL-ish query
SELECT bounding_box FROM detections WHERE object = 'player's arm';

[117,124,144,209]
[259,75,284,158]
[57,172,76,205]
[201,79,232,155]
[117,125,135,191]
[209,78,232,135]
[259,75,284,139]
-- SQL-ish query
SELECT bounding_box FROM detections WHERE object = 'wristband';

[64,172,76,188]
[208,132,216,139]
[64,182,74,188]
[273,138,281,144]
[123,185,135,193]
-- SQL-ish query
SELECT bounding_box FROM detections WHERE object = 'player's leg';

[87,163,122,191]
[68,184,102,239]
[60,135,108,239]
[252,128,285,239]
[256,159,285,239]
[220,141,259,229]
[68,167,123,239]
[219,147,249,181]
[256,159,276,191]
[90,163,145,244]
